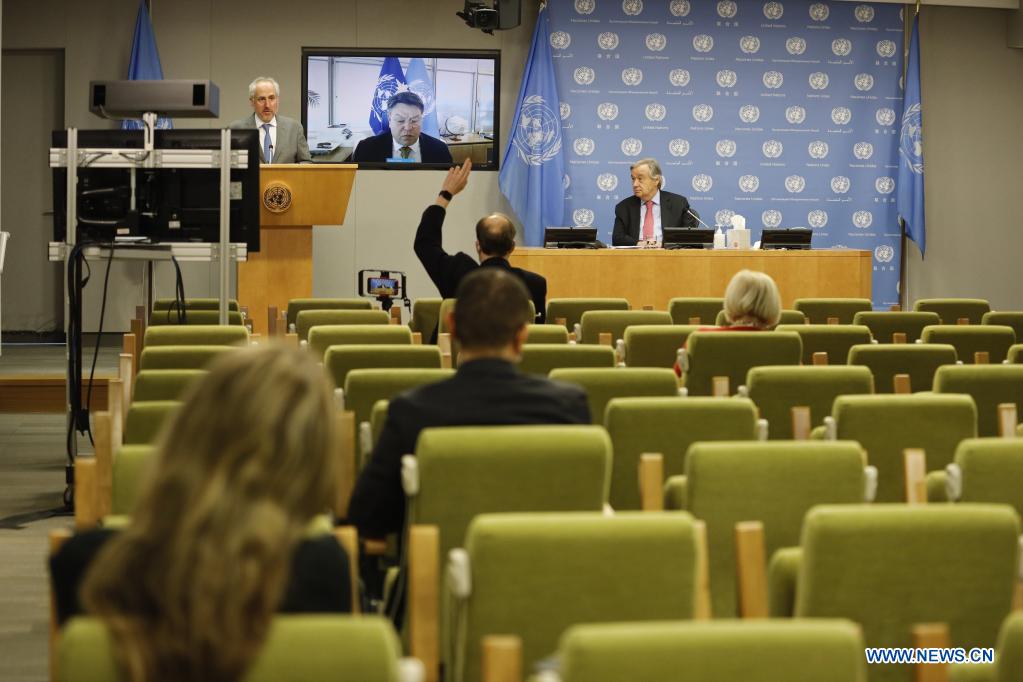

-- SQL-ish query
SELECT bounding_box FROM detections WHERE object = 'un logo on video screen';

[512,95,562,167]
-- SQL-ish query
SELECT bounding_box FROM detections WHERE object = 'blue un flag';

[404,58,441,139]
[897,14,925,255]
[499,2,564,246]
[122,0,172,130]
[368,57,408,135]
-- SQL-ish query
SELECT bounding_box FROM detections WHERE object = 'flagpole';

[897,1,920,311]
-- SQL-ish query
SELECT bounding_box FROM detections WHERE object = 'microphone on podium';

[686,207,713,230]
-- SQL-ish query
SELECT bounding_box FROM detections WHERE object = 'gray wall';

[2,0,1021,331]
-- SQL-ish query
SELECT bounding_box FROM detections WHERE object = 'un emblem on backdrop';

[831,176,851,194]
[853,211,874,229]
[717,70,738,88]
[573,209,595,226]
[764,2,784,20]
[670,0,692,17]
[832,39,852,57]
[563,174,571,190]
[622,68,644,86]
[669,69,691,87]
[831,107,852,125]
[875,245,895,263]
[763,71,784,89]
[762,210,783,228]
[692,174,714,192]
[669,139,691,157]
[623,0,644,16]
[646,34,667,52]
[785,106,806,124]
[716,139,737,158]
[740,36,761,54]
[716,209,736,226]
[762,140,784,158]
[808,210,829,228]
[739,105,761,123]
[808,141,829,159]
[854,74,875,91]
[512,95,562,167]
[875,177,895,194]
[621,138,643,156]
[718,1,738,18]
[550,32,571,50]
[646,104,667,122]
[693,35,715,53]
[876,108,897,127]
[692,104,714,123]
[739,175,760,193]
[597,173,619,192]
[598,32,620,51]
[597,103,619,121]
[574,138,596,156]
[574,67,596,85]
[575,0,595,15]
[560,103,571,120]
[853,142,874,160]
[786,38,807,55]
[855,5,875,22]
[785,175,806,193]
[809,3,829,21]
[877,40,897,58]
[809,73,830,90]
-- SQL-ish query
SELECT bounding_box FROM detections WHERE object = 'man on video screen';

[352,91,453,164]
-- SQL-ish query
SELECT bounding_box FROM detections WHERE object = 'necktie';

[261,123,272,163]
[400,146,412,159]
[642,200,654,241]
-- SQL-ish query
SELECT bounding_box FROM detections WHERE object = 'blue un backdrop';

[546,0,904,308]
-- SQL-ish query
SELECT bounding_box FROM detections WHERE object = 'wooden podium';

[238,164,356,335]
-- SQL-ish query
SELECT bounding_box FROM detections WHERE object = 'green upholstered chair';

[921,325,1016,364]
[524,323,570,344]
[667,297,724,325]
[450,512,700,682]
[437,298,456,334]
[286,297,372,330]
[743,365,874,439]
[604,396,762,511]
[933,365,1023,437]
[324,346,442,390]
[983,312,1023,344]
[847,343,958,393]
[546,298,630,331]
[1008,345,1023,364]
[793,298,873,325]
[518,344,615,376]
[409,298,443,338]
[138,345,235,370]
[123,401,180,445]
[684,441,869,618]
[143,324,249,347]
[58,615,405,682]
[938,438,1023,518]
[914,298,991,325]
[555,619,867,682]
[111,444,155,515]
[621,325,698,368]
[578,310,673,346]
[147,309,245,326]
[295,309,390,343]
[308,325,413,359]
[341,368,454,433]
[715,309,807,327]
[948,611,1023,682]
[548,367,680,425]
[775,324,873,365]
[361,399,391,462]
[131,369,206,402]
[824,394,977,503]
[853,311,941,344]
[680,331,802,397]
[774,504,1019,682]
[152,297,240,312]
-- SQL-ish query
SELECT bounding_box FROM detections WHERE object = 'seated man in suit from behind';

[229,76,312,163]
[351,91,454,164]
[612,157,699,247]
[347,267,590,539]
[414,158,547,326]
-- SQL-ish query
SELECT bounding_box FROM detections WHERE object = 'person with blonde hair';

[51,344,350,682]
[722,269,782,329]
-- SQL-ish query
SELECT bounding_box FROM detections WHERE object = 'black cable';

[84,246,116,447]
[169,255,186,323]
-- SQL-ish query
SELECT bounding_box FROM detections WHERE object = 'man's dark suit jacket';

[346,358,591,538]
[413,204,547,324]
[611,190,699,246]
[351,131,454,164]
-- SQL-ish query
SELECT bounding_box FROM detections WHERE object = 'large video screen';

[301,49,500,169]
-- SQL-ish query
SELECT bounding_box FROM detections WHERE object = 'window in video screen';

[303,50,499,168]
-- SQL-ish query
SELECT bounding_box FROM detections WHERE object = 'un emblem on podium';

[263,182,293,214]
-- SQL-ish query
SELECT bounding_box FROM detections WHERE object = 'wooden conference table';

[508,248,872,311]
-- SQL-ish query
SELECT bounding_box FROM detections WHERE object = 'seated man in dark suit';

[351,91,453,164]
[414,158,547,325]
[347,267,591,539]
[612,157,699,246]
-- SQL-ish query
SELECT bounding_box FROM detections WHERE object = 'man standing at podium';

[612,157,698,246]
[230,77,312,164]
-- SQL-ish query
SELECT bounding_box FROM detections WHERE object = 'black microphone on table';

[686,207,714,231]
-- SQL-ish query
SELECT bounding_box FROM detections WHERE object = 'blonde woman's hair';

[723,269,781,329]
[81,344,338,682]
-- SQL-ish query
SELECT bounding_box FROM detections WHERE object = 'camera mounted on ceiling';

[456,0,521,34]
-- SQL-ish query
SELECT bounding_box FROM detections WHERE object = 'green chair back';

[688,440,866,618]
[921,325,1016,364]
[286,297,372,328]
[525,323,569,344]
[138,345,235,371]
[795,504,1019,682]
[437,298,456,334]
[716,309,806,327]
[455,512,699,682]
[111,444,155,515]
[152,297,240,312]
[324,346,442,389]
[622,325,698,368]
[954,438,1023,518]
[409,298,443,337]
[775,324,873,365]
[793,298,873,325]
[557,619,866,682]
[308,325,413,359]
[667,297,724,325]
[1008,344,1023,364]
[746,365,874,440]
[847,343,957,393]
[934,365,1023,437]
[830,394,977,503]
[58,615,403,682]
[604,396,759,510]
[295,309,389,342]
[853,311,941,344]
[549,367,679,425]
[983,312,1023,344]
[518,344,615,375]
[342,368,454,428]
[579,310,673,345]
[148,310,245,326]
[682,331,802,397]
[369,399,390,451]
[131,369,206,402]
[546,298,630,331]
[123,401,181,445]
[143,325,248,347]
[914,298,991,325]
[989,611,1023,682]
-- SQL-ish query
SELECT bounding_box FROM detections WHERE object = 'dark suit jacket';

[228,114,312,163]
[351,131,453,164]
[346,358,591,538]
[413,204,547,325]
[611,190,699,246]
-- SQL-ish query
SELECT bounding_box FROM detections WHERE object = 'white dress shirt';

[255,114,278,162]
[639,190,663,242]
[391,138,421,162]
